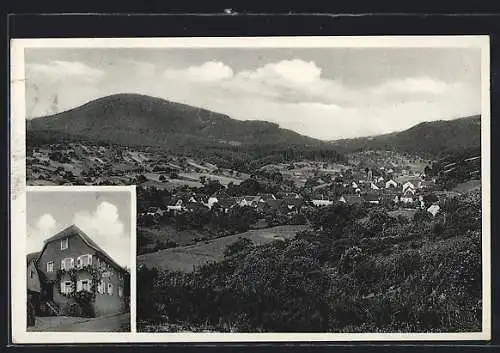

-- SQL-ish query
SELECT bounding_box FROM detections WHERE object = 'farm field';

[388,208,418,220]
[453,179,481,194]
[138,226,210,251]
[137,224,309,271]
[179,172,245,186]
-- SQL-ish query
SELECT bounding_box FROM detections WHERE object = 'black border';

[3,10,500,352]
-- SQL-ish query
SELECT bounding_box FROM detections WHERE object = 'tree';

[63,170,74,181]
[201,180,224,196]
[224,238,254,258]
[311,202,357,236]
[424,165,432,177]
[48,151,63,162]
[413,208,432,223]
[360,208,390,235]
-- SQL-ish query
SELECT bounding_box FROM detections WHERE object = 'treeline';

[138,190,482,333]
[136,179,307,255]
[424,147,481,190]
[182,144,347,172]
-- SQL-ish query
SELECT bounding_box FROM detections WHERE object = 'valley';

[26,93,483,333]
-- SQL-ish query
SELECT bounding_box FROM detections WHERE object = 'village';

[26,141,482,247]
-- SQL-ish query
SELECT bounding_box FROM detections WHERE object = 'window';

[61,281,73,294]
[107,283,113,295]
[77,279,90,292]
[30,269,34,278]
[77,254,92,268]
[118,286,123,297]
[46,261,54,273]
[60,238,68,250]
[102,271,111,278]
[61,257,74,270]
[97,280,105,294]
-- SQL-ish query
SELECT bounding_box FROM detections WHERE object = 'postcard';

[10,35,491,343]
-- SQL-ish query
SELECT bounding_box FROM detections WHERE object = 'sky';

[24,47,482,140]
[26,190,132,268]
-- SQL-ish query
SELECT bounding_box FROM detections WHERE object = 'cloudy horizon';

[24,47,482,140]
[26,190,132,268]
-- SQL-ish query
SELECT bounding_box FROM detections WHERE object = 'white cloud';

[27,213,58,253]
[26,56,481,139]
[239,59,322,83]
[27,60,105,82]
[73,201,130,268]
[373,76,454,95]
[36,213,57,234]
[164,61,234,82]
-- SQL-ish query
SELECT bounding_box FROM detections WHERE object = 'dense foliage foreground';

[137,190,482,333]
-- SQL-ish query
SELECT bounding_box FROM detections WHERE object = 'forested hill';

[26,93,347,170]
[27,93,322,149]
[330,115,481,158]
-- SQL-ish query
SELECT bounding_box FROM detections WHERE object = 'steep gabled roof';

[36,224,126,273]
[341,195,363,205]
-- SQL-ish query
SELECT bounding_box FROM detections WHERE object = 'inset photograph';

[26,186,134,332]
[13,36,489,341]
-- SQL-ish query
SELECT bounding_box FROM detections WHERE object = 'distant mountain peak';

[28,93,320,150]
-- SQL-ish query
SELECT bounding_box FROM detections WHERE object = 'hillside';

[27,93,321,150]
[330,115,481,158]
[138,190,482,333]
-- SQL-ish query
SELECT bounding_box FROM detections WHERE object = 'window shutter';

[61,260,65,270]
[60,282,64,293]
[77,280,82,292]
[88,255,92,265]
[70,258,74,269]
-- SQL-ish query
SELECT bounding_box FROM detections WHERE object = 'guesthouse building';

[28,225,129,318]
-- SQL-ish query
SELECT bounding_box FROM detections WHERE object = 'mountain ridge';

[329,114,481,158]
[27,93,481,160]
[27,93,322,149]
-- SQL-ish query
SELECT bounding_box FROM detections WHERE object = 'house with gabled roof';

[338,194,363,205]
[27,252,42,316]
[402,181,417,195]
[281,196,305,214]
[427,204,441,217]
[30,225,128,318]
[385,179,398,189]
